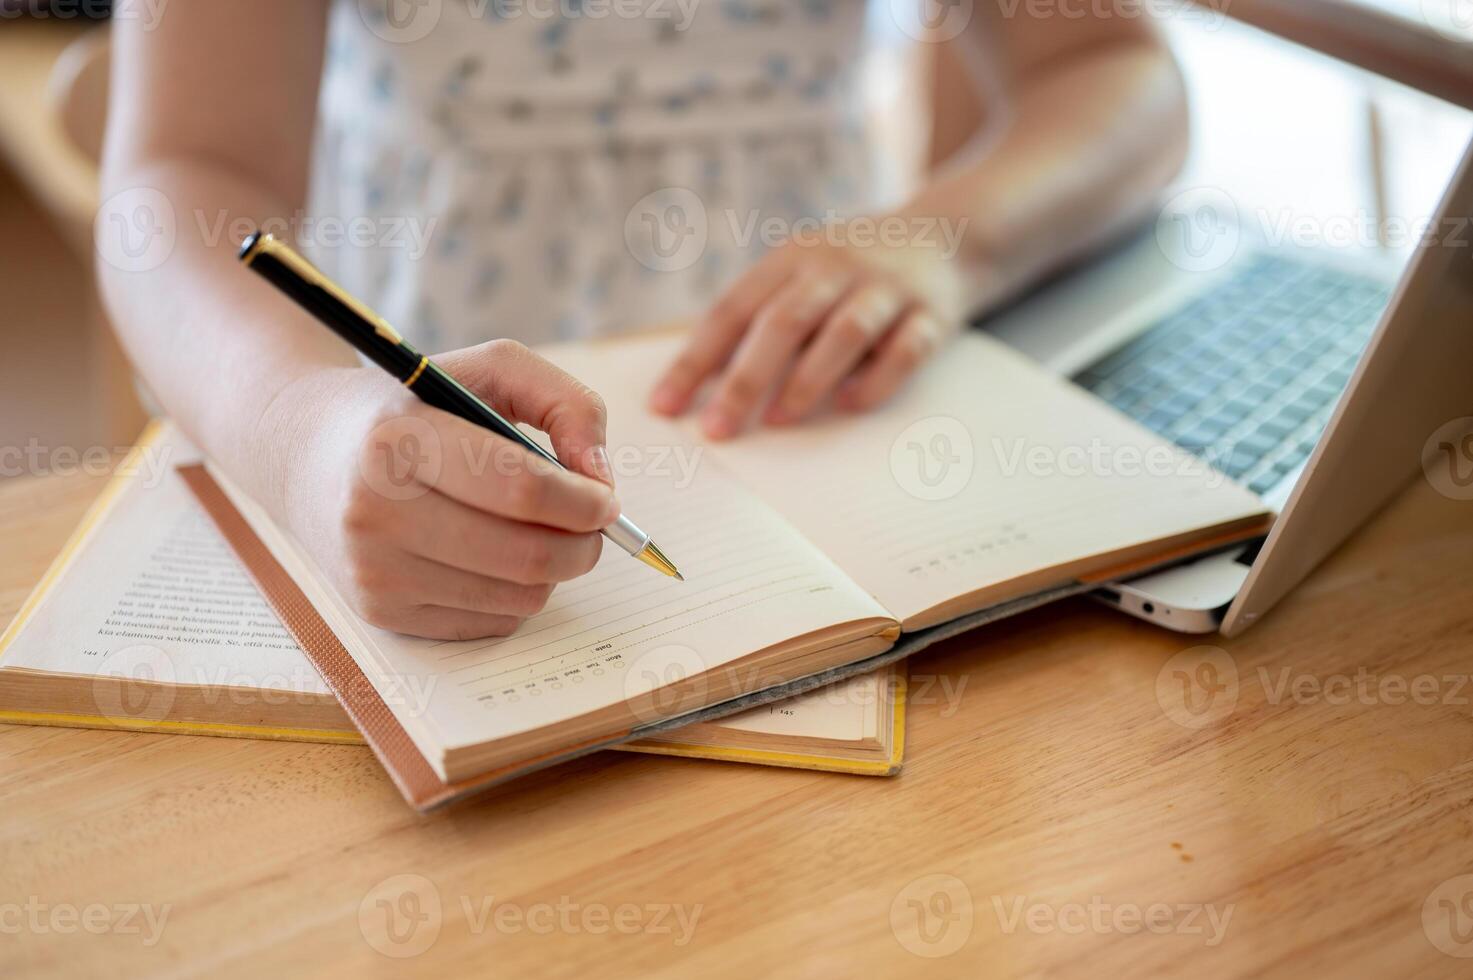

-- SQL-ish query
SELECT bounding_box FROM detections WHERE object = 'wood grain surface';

[3,462,1473,978]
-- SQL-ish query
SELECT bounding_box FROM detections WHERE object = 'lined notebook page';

[211,404,892,772]
[549,333,1268,627]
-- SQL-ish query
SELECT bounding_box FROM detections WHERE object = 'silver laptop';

[984,137,1473,637]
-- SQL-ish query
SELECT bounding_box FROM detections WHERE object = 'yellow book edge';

[0,709,365,744]
[614,670,907,776]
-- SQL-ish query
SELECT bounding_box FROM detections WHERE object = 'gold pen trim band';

[241,233,405,346]
[403,356,429,388]
[634,540,683,581]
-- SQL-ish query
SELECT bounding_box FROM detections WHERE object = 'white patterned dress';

[306,0,886,352]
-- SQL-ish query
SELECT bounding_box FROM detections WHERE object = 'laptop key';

[1277,402,1312,425]
[1209,400,1255,427]
[1248,470,1281,495]
[1232,431,1280,457]
[1141,410,1176,433]
[1257,416,1296,440]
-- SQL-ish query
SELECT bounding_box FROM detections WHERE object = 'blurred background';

[0,0,1469,477]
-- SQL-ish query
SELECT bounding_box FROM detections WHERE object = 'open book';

[183,331,1269,808]
[0,423,905,775]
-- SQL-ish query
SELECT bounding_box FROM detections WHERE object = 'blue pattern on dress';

[310,0,877,350]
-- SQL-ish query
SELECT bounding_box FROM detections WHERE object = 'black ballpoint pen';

[238,230,682,581]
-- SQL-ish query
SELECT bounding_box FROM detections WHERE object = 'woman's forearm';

[902,40,1190,315]
[97,157,359,516]
[98,3,342,521]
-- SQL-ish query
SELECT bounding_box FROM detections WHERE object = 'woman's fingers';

[384,489,604,585]
[338,538,549,637]
[700,270,852,439]
[649,254,794,416]
[386,409,619,533]
[387,552,558,618]
[340,429,604,637]
[336,341,625,641]
[835,309,945,412]
[766,282,908,424]
[389,605,529,642]
[437,339,613,486]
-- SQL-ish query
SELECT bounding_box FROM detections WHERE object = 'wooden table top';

[4,459,1473,978]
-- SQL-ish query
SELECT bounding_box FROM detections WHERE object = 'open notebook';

[183,331,1269,808]
[0,422,905,775]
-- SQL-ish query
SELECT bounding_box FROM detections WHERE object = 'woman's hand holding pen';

[649,218,968,439]
[281,340,619,641]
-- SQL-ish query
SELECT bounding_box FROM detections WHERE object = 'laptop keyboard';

[1073,253,1392,495]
